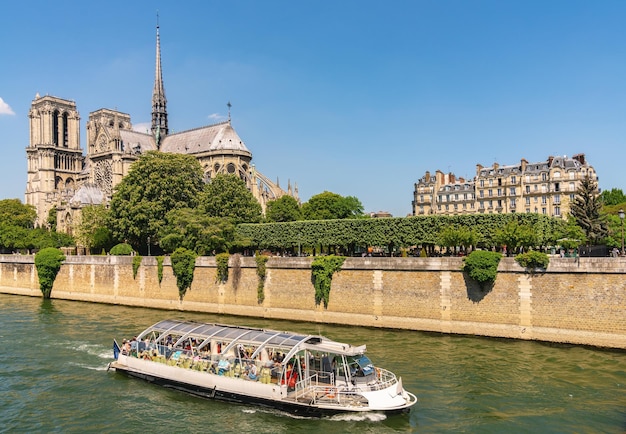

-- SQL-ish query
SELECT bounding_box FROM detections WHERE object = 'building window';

[497,188,502,196]
[542,173,547,181]
[542,207,547,214]
[488,189,493,197]
[554,194,560,204]
[489,179,493,186]
[510,198,516,208]
[511,175,516,184]
[554,182,560,192]
[554,171,561,178]
[479,201,484,209]
[510,187,516,196]
[569,182,575,192]
[542,196,547,204]
[480,179,484,187]
[526,185,530,193]
[554,206,561,216]
[525,197,530,205]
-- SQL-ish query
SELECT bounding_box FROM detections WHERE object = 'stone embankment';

[1,254,625,349]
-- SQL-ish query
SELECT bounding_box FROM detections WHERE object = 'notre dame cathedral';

[24,23,298,234]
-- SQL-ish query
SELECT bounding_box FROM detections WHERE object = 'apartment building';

[412,154,596,218]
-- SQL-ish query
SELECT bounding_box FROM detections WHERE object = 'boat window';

[347,355,374,377]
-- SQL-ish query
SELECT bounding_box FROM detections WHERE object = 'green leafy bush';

[156,256,164,286]
[311,255,345,308]
[132,255,142,279]
[515,251,549,271]
[110,243,134,256]
[171,247,197,300]
[216,252,230,283]
[34,247,66,299]
[462,250,502,288]
[255,253,269,303]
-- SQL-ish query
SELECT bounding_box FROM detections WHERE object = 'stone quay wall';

[1,255,625,349]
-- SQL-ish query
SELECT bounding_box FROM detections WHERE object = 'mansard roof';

[160,121,251,156]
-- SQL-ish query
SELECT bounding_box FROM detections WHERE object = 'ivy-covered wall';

[0,255,625,349]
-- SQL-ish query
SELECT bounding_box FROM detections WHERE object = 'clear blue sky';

[1,0,625,217]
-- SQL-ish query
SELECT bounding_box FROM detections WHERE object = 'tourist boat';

[108,319,417,416]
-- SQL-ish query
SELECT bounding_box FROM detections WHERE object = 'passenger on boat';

[245,363,258,381]
[217,358,231,375]
[283,363,298,390]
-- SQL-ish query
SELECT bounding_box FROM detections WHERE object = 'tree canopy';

[108,152,205,249]
[265,195,302,222]
[301,191,364,220]
[0,199,36,228]
[159,207,236,255]
[76,204,113,253]
[600,188,626,206]
[201,174,262,224]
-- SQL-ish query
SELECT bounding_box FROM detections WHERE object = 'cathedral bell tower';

[25,94,83,227]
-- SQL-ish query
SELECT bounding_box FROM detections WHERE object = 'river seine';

[1,293,624,433]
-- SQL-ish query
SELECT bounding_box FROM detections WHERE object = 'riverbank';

[1,254,625,349]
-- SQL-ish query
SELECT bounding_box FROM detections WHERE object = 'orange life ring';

[325,387,337,398]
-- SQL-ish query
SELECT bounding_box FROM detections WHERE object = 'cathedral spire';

[151,12,168,146]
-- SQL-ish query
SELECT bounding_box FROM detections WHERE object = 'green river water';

[1,293,624,433]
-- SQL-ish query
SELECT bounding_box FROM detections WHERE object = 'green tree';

[600,188,626,206]
[108,152,205,250]
[493,220,538,256]
[47,206,57,231]
[76,205,113,253]
[569,175,608,245]
[437,226,477,254]
[159,207,236,255]
[201,174,262,224]
[555,216,587,250]
[265,195,302,222]
[0,199,36,228]
[301,191,364,220]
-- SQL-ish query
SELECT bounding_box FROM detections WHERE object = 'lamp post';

[619,209,625,256]
[147,236,151,256]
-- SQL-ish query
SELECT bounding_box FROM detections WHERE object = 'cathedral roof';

[69,184,104,207]
[160,121,251,156]
[119,130,157,154]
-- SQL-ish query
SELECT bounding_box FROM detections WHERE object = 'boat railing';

[367,367,398,391]
[292,374,368,408]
